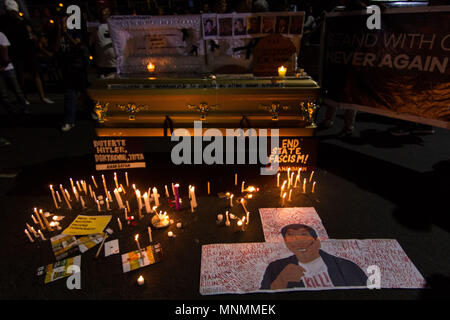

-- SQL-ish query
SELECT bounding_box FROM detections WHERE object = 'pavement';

[0,88,449,301]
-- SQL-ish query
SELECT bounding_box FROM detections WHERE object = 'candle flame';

[147,62,155,72]
[135,234,139,241]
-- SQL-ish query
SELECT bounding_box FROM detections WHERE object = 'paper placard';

[62,215,112,236]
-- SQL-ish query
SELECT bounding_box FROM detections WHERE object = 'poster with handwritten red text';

[200,239,426,295]
[259,207,329,242]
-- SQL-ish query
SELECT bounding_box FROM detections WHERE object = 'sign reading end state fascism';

[93,138,145,171]
[268,137,317,172]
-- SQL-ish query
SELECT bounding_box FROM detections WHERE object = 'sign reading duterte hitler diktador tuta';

[321,6,450,129]
[93,138,145,171]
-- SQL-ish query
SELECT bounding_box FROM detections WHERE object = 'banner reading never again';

[321,6,450,129]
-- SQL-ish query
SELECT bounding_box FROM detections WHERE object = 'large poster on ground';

[259,207,328,242]
[200,238,426,294]
[321,6,450,129]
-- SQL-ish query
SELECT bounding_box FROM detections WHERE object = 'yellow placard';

[62,215,112,235]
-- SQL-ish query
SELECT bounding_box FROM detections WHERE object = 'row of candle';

[277,168,318,205]
[217,211,248,231]
[24,208,63,242]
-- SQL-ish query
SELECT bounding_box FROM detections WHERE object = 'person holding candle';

[260,224,367,290]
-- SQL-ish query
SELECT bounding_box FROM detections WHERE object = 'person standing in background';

[0,31,30,146]
[93,6,116,78]
[0,0,54,104]
[56,15,89,132]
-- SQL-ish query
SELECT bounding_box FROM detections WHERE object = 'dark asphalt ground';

[0,86,449,305]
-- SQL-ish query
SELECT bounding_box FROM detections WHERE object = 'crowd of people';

[0,0,439,146]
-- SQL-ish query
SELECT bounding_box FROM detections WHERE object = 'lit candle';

[114,188,125,209]
[114,172,119,189]
[303,178,306,193]
[81,180,87,194]
[25,229,34,242]
[80,196,86,209]
[173,184,181,210]
[282,192,287,206]
[126,201,131,213]
[73,186,79,202]
[49,185,59,209]
[143,192,151,214]
[135,190,142,209]
[64,188,71,202]
[34,208,44,230]
[120,184,126,194]
[135,234,141,251]
[152,187,160,206]
[277,173,280,187]
[136,191,142,219]
[241,181,245,193]
[31,214,38,224]
[246,211,250,225]
[76,180,82,192]
[190,186,197,208]
[133,184,136,191]
[91,176,98,189]
[190,199,194,213]
[125,172,129,187]
[167,231,173,238]
[137,275,145,286]
[102,174,108,198]
[237,218,245,231]
[55,190,62,203]
[70,178,75,190]
[148,226,152,243]
[207,181,210,195]
[290,172,295,188]
[147,62,155,73]
[38,229,46,241]
[40,209,52,231]
[280,181,286,197]
[107,190,113,203]
[60,185,72,209]
[88,184,93,198]
[288,189,292,201]
[312,181,316,193]
[225,211,230,227]
[117,218,122,230]
[235,173,237,186]
[278,65,287,77]
[30,226,38,237]
[287,168,291,187]
[294,174,299,188]
[230,194,234,207]
[309,171,315,183]
[165,185,170,198]
[26,223,33,234]
[217,214,223,222]
[96,200,101,212]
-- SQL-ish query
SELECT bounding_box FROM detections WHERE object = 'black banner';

[321,6,450,129]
